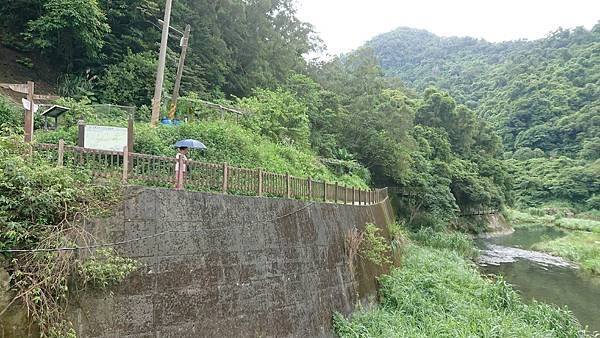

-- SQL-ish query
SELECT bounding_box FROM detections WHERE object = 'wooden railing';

[34,141,388,205]
[457,208,499,217]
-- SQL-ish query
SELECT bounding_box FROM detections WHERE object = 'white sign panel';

[84,125,127,151]
[22,98,39,113]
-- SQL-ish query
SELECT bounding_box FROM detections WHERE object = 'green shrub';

[359,223,392,266]
[387,221,409,255]
[0,95,22,131]
[57,72,96,100]
[237,88,311,148]
[134,121,368,188]
[78,248,139,288]
[97,51,171,106]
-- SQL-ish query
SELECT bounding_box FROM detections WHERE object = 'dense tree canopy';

[0,0,318,99]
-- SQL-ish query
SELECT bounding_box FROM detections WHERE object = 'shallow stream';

[476,226,600,333]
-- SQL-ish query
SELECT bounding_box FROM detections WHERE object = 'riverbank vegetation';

[507,209,600,276]
[334,240,587,337]
[533,232,600,275]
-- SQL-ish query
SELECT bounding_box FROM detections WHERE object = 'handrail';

[33,141,389,206]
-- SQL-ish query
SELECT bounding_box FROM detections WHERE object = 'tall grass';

[409,228,478,258]
[334,245,587,337]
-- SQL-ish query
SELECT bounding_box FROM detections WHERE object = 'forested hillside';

[366,25,600,212]
[367,25,600,158]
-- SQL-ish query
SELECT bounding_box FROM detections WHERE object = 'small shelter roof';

[40,105,69,118]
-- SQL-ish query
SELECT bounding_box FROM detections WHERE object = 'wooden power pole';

[150,0,174,126]
[171,24,191,108]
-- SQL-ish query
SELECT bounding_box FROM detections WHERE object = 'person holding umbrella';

[174,146,189,189]
[173,139,207,190]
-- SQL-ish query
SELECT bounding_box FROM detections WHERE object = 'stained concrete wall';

[71,187,395,337]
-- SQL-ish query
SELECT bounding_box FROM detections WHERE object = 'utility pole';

[170,24,191,111]
[150,0,174,126]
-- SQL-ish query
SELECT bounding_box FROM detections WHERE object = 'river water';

[476,226,600,333]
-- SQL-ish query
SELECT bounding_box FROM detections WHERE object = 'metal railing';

[34,141,388,205]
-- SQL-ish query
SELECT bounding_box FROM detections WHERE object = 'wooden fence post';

[57,139,64,167]
[352,187,355,205]
[222,163,228,193]
[122,146,129,183]
[344,185,348,204]
[334,182,339,203]
[308,177,312,200]
[258,168,263,196]
[286,173,291,198]
[323,182,327,202]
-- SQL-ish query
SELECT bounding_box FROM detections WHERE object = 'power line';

[0,202,316,254]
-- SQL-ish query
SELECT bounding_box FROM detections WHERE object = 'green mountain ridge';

[366,25,600,159]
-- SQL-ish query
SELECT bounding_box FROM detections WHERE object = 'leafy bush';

[57,72,96,100]
[387,221,409,255]
[78,248,139,288]
[334,246,585,337]
[0,95,22,131]
[237,88,311,148]
[359,223,392,266]
[97,51,170,106]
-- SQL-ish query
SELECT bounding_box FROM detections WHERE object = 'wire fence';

[34,141,389,205]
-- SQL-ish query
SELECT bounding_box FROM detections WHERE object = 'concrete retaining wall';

[70,187,395,337]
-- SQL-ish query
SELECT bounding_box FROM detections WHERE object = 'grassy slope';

[334,244,586,337]
[32,115,368,188]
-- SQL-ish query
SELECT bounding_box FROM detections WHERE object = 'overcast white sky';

[296,0,600,55]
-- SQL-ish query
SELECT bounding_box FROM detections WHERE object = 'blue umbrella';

[173,139,207,149]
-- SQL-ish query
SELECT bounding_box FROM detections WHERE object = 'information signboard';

[83,125,128,151]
